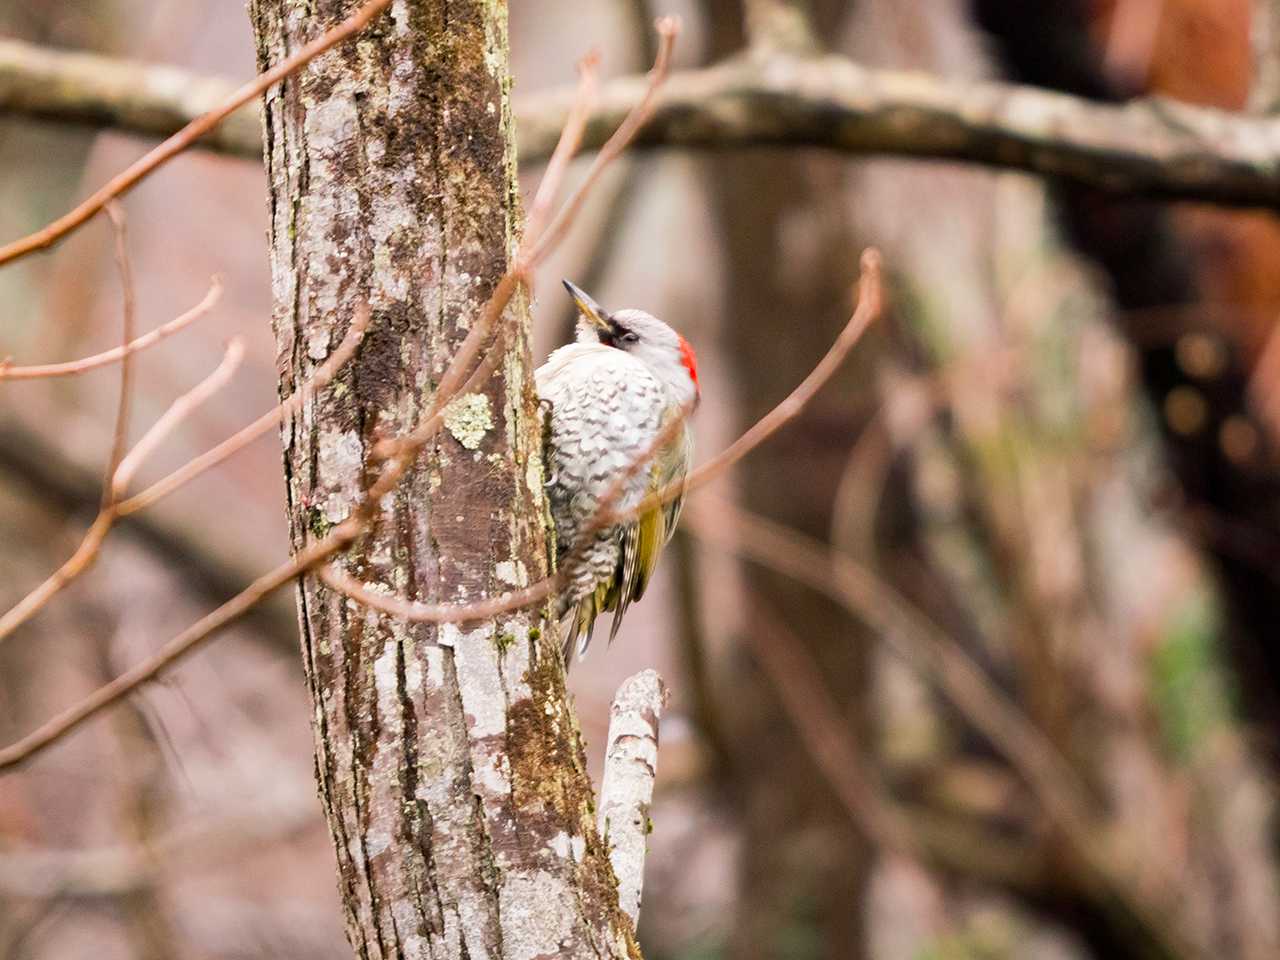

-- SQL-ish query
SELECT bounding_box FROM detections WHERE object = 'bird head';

[563,279,700,407]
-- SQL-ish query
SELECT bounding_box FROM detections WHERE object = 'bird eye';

[618,330,639,344]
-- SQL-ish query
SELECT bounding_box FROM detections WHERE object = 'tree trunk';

[698,5,875,955]
[247,3,637,957]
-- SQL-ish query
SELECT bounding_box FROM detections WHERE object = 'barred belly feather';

[535,342,692,663]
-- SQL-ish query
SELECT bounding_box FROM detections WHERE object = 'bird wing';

[536,344,693,660]
[606,420,693,647]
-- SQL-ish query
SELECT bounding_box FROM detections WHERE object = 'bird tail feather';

[561,584,607,667]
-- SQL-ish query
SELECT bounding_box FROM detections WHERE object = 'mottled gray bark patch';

[247,1,638,956]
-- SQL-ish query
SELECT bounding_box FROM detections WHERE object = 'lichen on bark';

[247,1,638,956]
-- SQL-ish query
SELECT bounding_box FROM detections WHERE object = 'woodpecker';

[536,280,700,663]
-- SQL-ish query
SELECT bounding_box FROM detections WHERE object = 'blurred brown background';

[4,1,1280,958]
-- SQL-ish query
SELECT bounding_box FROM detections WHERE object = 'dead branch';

[518,56,1280,208]
[0,208,140,646]
[116,308,368,517]
[597,669,668,929]
[0,337,245,646]
[0,0,393,267]
[102,202,136,493]
[6,35,1280,205]
[0,278,221,380]
[528,16,679,263]
[524,53,600,246]
[0,418,298,644]
[0,515,357,770]
[621,249,882,520]
[111,337,245,499]
[0,18,682,771]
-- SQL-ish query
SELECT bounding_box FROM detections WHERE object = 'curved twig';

[0,19,686,771]
[0,0,393,267]
[323,249,882,623]
[0,279,221,380]
[0,337,245,646]
[116,307,369,517]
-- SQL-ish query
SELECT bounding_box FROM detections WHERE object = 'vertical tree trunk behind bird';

[247,2,638,957]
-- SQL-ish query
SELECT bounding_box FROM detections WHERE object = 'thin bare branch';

[0,278,221,380]
[112,337,245,499]
[0,0,393,267]
[0,512,115,649]
[619,248,883,520]
[102,202,136,498]
[319,563,556,623]
[0,207,147,649]
[0,518,361,771]
[524,54,599,248]
[0,338,246,646]
[683,497,1204,960]
[529,16,680,264]
[117,306,369,516]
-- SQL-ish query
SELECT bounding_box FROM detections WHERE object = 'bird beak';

[562,279,611,333]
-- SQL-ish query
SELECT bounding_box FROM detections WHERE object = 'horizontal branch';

[0,39,260,155]
[3,38,1280,205]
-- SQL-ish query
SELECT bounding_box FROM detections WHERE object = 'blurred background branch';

[4,31,1280,205]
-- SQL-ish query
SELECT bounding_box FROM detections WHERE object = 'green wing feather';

[606,496,667,644]
[567,423,692,661]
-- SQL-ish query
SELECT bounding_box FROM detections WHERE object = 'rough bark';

[597,671,667,929]
[247,2,636,957]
